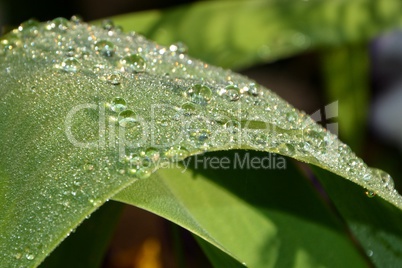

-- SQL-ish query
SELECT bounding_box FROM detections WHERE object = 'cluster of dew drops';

[0,16,399,200]
[0,16,259,180]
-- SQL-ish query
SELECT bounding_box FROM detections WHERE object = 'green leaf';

[194,237,246,268]
[312,167,402,267]
[0,18,399,266]
[114,151,369,267]
[319,44,370,152]
[105,0,402,69]
[39,201,124,268]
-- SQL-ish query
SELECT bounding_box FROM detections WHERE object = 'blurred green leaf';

[114,151,369,268]
[105,0,402,69]
[320,44,369,152]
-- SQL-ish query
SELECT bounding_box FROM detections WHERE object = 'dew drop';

[25,253,35,260]
[106,72,121,85]
[373,168,395,191]
[362,173,371,181]
[365,191,376,198]
[247,83,259,96]
[367,250,374,257]
[60,57,80,72]
[169,42,188,54]
[89,199,102,206]
[127,168,137,176]
[102,19,115,31]
[18,19,39,31]
[14,253,22,259]
[181,102,197,116]
[119,54,147,73]
[94,40,115,57]
[186,84,212,105]
[129,155,142,168]
[46,17,69,31]
[136,168,152,179]
[224,85,240,101]
[347,159,357,171]
[286,110,298,122]
[278,143,295,155]
[109,97,127,113]
[190,129,211,142]
[303,129,328,148]
[144,147,160,163]
[118,110,137,127]
[224,120,241,131]
[165,146,190,161]
[70,15,83,24]
[18,19,39,36]
[1,33,21,51]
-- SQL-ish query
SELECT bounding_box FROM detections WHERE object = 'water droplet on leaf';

[190,129,211,142]
[247,83,259,96]
[372,168,395,191]
[365,191,376,198]
[181,102,197,116]
[94,40,115,57]
[18,19,39,36]
[25,253,35,260]
[118,110,137,127]
[106,72,121,85]
[46,17,69,31]
[60,57,79,72]
[70,15,83,24]
[186,84,212,105]
[136,168,152,179]
[109,97,127,113]
[169,42,188,54]
[224,85,240,101]
[165,146,189,161]
[102,19,115,31]
[144,147,160,163]
[119,54,147,73]
[286,110,298,122]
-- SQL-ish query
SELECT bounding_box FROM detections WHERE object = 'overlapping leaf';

[107,0,402,69]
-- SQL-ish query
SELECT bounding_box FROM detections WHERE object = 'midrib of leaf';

[0,18,400,267]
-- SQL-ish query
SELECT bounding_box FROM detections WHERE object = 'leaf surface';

[0,18,399,267]
[114,151,369,267]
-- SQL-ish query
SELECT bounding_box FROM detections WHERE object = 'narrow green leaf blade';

[312,166,402,267]
[114,151,369,268]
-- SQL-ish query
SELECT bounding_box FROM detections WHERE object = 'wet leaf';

[0,18,399,267]
[312,167,402,267]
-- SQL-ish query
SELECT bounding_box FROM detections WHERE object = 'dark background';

[0,0,196,28]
